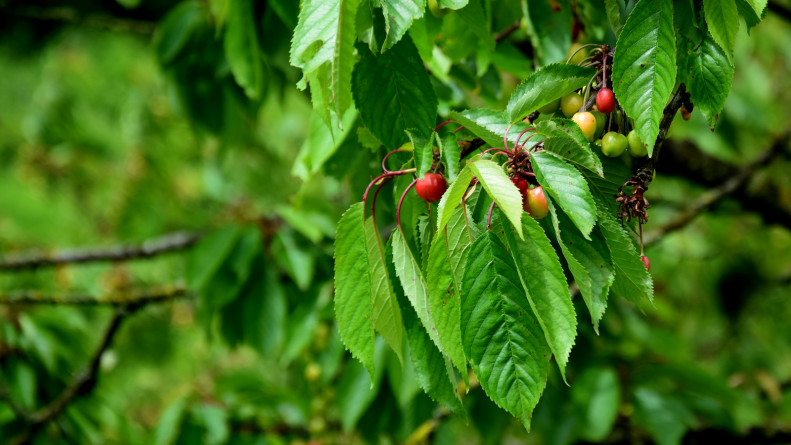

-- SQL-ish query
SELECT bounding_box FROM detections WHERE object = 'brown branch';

[644,133,791,246]
[9,304,141,445]
[494,21,521,43]
[458,138,487,159]
[0,231,201,271]
[0,285,190,306]
[633,84,689,186]
[0,2,156,35]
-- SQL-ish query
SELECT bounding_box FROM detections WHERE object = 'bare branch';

[0,231,201,271]
[0,2,156,35]
[494,21,521,43]
[0,285,190,306]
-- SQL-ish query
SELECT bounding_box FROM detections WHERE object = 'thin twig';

[0,231,202,271]
[0,285,190,306]
[0,3,156,35]
[494,21,521,43]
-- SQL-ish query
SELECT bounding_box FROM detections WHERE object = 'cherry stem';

[581,75,596,112]
[514,127,537,148]
[522,132,545,151]
[486,201,496,230]
[381,149,411,173]
[639,221,644,255]
[362,169,417,211]
[370,177,393,227]
[452,125,467,133]
[504,122,513,153]
[602,52,608,88]
[566,43,601,63]
[396,179,418,231]
[481,147,510,157]
[435,119,455,132]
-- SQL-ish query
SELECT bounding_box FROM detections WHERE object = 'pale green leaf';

[612,0,676,156]
[450,108,535,148]
[502,215,577,380]
[436,166,474,233]
[468,160,524,239]
[506,63,596,122]
[292,108,358,181]
[679,32,733,129]
[353,35,437,149]
[704,0,739,62]
[537,118,603,176]
[460,231,551,430]
[572,367,621,442]
[407,130,435,179]
[439,0,468,8]
[333,0,362,118]
[380,0,425,51]
[531,151,596,238]
[290,0,341,78]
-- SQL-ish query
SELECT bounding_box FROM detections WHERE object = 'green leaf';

[704,0,739,62]
[154,396,188,445]
[450,108,534,148]
[501,215,577,380]
[597,211,654,304]
[224,0,264,100]
[436,166,474,233]
[506,63,596,122]
[290,0,341,78]
[612,0,676,156]
[380,0,425,51]
[572,367,621,442]
[737,0,765,29]
[333,0,362,118]
[357,0,379,52]
[292,108,358,181]
[633,388,696,445]
[530,151,596,238]
[744,0,767,15]
[391,228,448,357]
[353,35,438,149]
[154,1,205,65]
[468,160,524,239]
[679,32,733,129]
[521,0,572,65]
[460,231,551,430]
[335,337,387,430]
[579,149,633,214]
[546,199,614,333]
[438,132,460,182]
[537,118,603,176]
[440,0,469,9]
[187,226,240,292]
[605,0,624,37]
[334,203,375,374]
[407,130,435,179]
[425,204,477,374]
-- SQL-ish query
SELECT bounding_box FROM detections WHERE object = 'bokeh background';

[0,1,790,444]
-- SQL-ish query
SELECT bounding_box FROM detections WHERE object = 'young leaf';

[612,0,676,156]
[425,204,477,374]
[704,0,739,63]
[353,35,438,149]
[391,228,448,356]
[438,132,461,182]
[224,0,264,100]
[531,151,596,239]
[679,32,734,129]
[597,211,654,304]
[537,118,603,176]
[333,0,362,118]
[407,130,435,179]
[450,108,535,148]
[546,199,614,333]
[501,215,577,381]
[436,166,474,233]
[380,0,425,51]
[506,64,596,122]
[460,231,551,430]
[468,160,524,239]
[290,0,341,79]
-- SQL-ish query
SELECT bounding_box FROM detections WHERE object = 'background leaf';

[224,0,264,100]
[704,0,739,62]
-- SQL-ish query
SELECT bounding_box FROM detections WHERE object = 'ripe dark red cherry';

[415,173,447,203]
[513,177,530,212]
[641,255,651,271]
[527,186,548,219]
[596,88,615,114]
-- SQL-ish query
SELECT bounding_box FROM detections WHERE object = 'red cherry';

[513,177,530,212]
[415,173,447,203]
[596,88,615,114]
[527,186,548,219]
[641,255,651,271]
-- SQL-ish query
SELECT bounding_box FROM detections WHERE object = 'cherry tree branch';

[0,2,156,35]
[0,285,190,306]
[0,231,201,271]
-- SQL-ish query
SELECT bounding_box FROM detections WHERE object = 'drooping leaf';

[501,215,577,380]
[154,1,206,65]
[468,160,524,239]
[290,0,341,78]
[572,367,622,442]
[506,63,596,122]
[436,166,474,233]
[736,0,765,30]
[704,0,739,63]
[353,35,438,149]
[450,108,535,148]
[679,32,733,129]
[460,231,551,430]
[530,151,596,238]
[335,337,387,429]
[292,108,358,181]
[612,0,676,156]
[579,149,633,215]
[537,118,603,176]
[380,0,425,51]
[224,0,264,100]
[546,199,614,333]
[597,211,654,304]
[407,130,435,179]
[333,0,362,118]
[357,0,379,52]
[521,0,572,65]
[438,132,461,182]
[605,0,624,37]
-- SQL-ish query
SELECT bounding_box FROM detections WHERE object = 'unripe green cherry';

[627,130,648,157]
[561,93,584,118]
[601,131,628,157]
[567,43,588,65]
[592,109,606,138]
[428,0,449,17]
[572,111,597,141]
[538,98,560,114]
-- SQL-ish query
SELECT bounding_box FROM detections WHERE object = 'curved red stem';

[435,119,455,132]
[504,123,513,153]
[514,127,537,148]
[486,201,496,230]
[396,179,418,231]
[381,149,411,173]
[370,177,393,227]
[452,125,467,133]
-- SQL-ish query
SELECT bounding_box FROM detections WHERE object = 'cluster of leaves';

[285,0,771,429]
